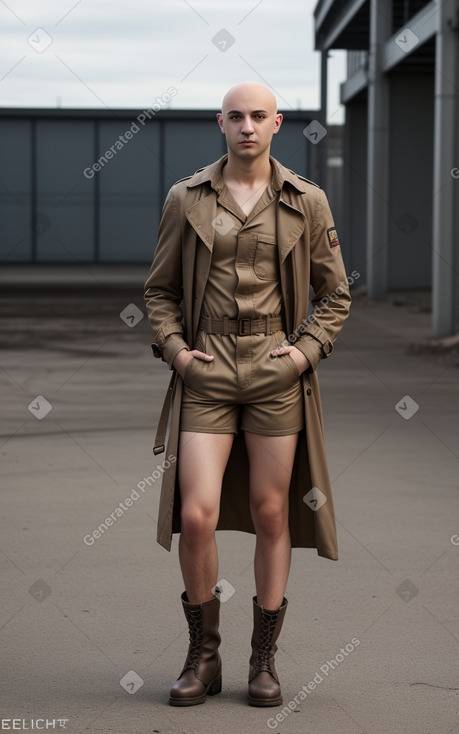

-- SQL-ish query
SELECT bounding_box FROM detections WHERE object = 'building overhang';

[314,0,369,51]
[338,0,438,104]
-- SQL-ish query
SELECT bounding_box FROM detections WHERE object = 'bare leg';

[178,431,234,604]
[245,432,299,610]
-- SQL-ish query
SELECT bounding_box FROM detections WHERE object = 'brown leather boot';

[248,596,288,707]
[169,592,222,706]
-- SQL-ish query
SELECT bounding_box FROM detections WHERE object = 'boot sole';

[248,694,283,707]
[169,674,222,706]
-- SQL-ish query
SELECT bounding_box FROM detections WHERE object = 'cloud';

[0,0,344,120]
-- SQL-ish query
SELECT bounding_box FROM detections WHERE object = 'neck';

[223,152,272,187]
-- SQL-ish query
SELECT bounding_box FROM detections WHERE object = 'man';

[144,81,351,707]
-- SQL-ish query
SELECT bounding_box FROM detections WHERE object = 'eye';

[229,114,241,120]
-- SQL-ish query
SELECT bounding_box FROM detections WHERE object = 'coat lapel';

[277,197,306,263]
[185,194,217,253]
[185,195,216,340]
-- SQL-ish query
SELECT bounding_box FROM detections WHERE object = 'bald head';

[217,82,282,161]
[221,82,278,116]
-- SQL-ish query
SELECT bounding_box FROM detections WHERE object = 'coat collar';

[185,155,311,259]
[185,155,312,195]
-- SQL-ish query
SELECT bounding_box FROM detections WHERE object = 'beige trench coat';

[144,156,351,560]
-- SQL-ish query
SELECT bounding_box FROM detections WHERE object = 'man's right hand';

[172,347,214,379]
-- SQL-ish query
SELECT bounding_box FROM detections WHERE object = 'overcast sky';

[0,0,346,122]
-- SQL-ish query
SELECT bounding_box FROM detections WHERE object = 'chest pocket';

[253,234,280,281]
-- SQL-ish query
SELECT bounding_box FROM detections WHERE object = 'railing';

[347,50,368,76]
[392,0,432,31]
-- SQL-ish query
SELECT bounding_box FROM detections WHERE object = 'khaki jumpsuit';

[180,160,304,436]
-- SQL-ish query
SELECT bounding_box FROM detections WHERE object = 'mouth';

[239,140,256,146]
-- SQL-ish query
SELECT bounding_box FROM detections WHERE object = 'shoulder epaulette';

[291,172,321,188]
[173,175,192,185]
[174,166,206,186]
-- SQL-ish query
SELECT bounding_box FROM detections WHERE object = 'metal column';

[366,0,392,299]
[432,0,458,336]
[319,50,328,191]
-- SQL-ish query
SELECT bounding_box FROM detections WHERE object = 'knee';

[252,499,288,539]
[180,504,217,541]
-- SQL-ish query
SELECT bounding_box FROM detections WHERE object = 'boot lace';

[253,611,278,675]
[183,606,203,671]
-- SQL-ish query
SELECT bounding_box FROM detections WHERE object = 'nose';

[241,115,254,135]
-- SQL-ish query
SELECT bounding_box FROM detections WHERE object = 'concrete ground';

[1,266,458,734]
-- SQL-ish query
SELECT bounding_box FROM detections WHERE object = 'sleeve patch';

[327,227,340,248]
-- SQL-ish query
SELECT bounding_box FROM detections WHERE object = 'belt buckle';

[238,318,251,336]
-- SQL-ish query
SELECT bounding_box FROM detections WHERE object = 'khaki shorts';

[180,329,304,436]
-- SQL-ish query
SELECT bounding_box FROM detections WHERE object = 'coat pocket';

[264,331,301,392]
[193,329,207,353]
[183,330,211,393]
[254,234,279,281]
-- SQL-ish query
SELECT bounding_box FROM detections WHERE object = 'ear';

[273,113,283,135]
[216,112,225,133]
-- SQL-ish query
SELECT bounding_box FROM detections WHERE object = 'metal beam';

[366,0,392,300]
[340,2,438,101]
[382,0,437,72]
[314,0,336,29]
[315,0,368,50]
[319,50,328,191]
[432,0,458,336]
[341,66,368,103]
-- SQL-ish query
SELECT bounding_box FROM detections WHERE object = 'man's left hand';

[269,345,310,375]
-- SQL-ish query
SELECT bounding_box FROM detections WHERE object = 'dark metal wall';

[0,109,322,263]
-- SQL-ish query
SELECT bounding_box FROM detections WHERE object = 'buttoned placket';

[211,183,281,390]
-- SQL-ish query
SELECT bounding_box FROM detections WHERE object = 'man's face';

[216,85,282,161]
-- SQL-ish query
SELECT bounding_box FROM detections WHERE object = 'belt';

[199,315,284,336]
